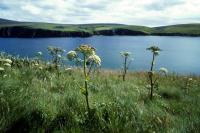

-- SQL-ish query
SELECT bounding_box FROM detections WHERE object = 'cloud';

[145,0,184,11]
[0,0,199,26]
[21,4,41,15]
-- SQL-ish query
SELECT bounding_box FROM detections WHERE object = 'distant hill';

[0,18,200,38]
[0,18,19,24]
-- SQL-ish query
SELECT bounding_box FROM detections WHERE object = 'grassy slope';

[0,54,200,133]
[1,19,200,36]
[153,24,200,35]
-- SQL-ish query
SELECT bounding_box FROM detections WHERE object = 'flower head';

[37,51,43,56]
[39,66,43,70]
[147,46,161,56]
[75,44,95,56]
[65,67,73,73]
[57,54,62,58]
[159,67,168,75]
[120,52,131,57]
[88,54,101,66]
[67,50,77,61]
[4,59,12,64]
[188,78,193,81]
[0,67,4,71]
[34,63,39,66]
[4,63,11,67]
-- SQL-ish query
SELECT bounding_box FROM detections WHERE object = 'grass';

[1,18,200,36]
[0,53,200,133]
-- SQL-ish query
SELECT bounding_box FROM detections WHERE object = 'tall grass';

[0,52,200,133]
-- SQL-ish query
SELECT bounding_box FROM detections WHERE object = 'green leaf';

[80,87,86,95]
[86,75,90,81]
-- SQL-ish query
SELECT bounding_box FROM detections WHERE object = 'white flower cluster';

[67,50,77,61]
[57,54,62,58]
[120,52,131,57]
[159,67,168,75]
[88,54,101,66]
[0,58,12,72]
[37,51,43,56]
[0,67,4,71]
[67,49,101,66]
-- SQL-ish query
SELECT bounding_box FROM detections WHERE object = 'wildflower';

[154,51,159,55]
[57,54,62,58]
[47,46,64,71]
[188,78,193,81]
[146,84,151,89]
[120,51,133,81]
[75,44,95,56]
[159,67,168,75]
[146,46,162,56]
[120,51,131,57]
[146,45,162,100]
[0,67,4,71]
[35,63,39,66]
[37,51,43,55]
[4,63,11,67]
[4,59,12,64]
[67,50,77,61]
[68,44,100,114]
[39,66,43,70]
[65,67,72,71]
[87,54,101,66]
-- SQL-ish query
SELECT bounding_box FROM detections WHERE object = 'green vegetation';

[67,45,101,115]
[0,45,200,133]
[146,46,162,100]
[120,51,132,81]
[47,46,64,72]
[0,18,200,37]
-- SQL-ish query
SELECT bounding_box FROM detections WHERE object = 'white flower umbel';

[4,63,11,67]
[4,59,12,64]
[37,51,43,56]
[88,54,101,66]
[159,67,168,75]
[0,67,5,71]
[67,50,77,61]
[120,52,131,57]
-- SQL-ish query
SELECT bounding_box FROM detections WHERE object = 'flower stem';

[83,55,90,113]
[149,53,155,100]
[123,56,128,81]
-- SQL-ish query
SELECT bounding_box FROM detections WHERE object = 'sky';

[0,0,200,26]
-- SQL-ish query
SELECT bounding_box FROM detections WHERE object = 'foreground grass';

[0,59,200,133]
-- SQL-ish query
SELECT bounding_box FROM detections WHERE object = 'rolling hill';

[0,18,200,38]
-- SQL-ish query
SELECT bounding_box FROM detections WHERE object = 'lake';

[0,36,200,75]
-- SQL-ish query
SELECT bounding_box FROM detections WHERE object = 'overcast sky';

[0,0,200,26]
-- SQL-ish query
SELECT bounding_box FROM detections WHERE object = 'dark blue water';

[0,36,200,75]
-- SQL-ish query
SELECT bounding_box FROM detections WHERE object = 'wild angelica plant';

[120,52,133,81]
[67,44,101,113]
[47,46,64,71]
[146,46,161,100]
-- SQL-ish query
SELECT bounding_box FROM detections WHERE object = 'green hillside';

[152,24,200,35]
[0,18,200,37]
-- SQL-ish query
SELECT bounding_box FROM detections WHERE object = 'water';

[0,36,200,75]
